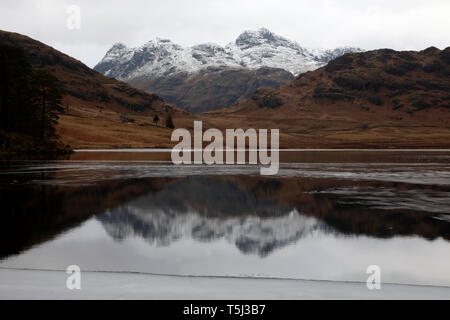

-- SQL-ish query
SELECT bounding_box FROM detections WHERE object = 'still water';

[0,151,449,287]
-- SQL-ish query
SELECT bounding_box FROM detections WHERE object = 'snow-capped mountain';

[95,39,241,80]
[225,28,323,75]
[94,28,362,80]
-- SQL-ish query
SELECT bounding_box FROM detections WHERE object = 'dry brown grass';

[57,103,450,149]
[57,106,179,149]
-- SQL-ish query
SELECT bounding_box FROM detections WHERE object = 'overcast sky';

[1,0,449,67]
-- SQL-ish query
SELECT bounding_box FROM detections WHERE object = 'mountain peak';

[238,27,276,38]
[256,27,278,38]
[101,42,129,64]
[234,28,295,50]
[95,29,363,80]
[155,37,172,44]
[142,37,176,47]
[108,42,127,52]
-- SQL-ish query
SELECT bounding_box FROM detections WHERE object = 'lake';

[0,150,449,288]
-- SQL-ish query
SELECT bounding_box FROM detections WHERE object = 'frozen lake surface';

[0,150,449,298]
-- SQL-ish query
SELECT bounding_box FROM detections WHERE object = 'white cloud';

[0,0,449,67]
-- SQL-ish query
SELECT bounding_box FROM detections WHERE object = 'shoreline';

[1,268,449,300]
[73,148,450,152]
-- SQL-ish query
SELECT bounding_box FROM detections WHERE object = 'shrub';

[422,60,443,73]
[313,85,354,101]
[166,115,175,129]
[383,61,419,76]
[408,95,431,111]
[439,48,450,65]
[253,91,284,109]
[325,54,354,72]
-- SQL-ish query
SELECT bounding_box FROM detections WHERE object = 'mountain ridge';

[202,46,450,148]
[0,30,178,116]
[0,29,195,150]
[95,28,362,79]
[94,28,362,113]
[2,30,448,149]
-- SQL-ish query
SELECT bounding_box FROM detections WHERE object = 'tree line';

[0,43,64,141]
[153,114,174,129]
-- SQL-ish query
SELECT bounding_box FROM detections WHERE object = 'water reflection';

[98,177,332,257]
[1,172,449,261]
[1,153,450,286]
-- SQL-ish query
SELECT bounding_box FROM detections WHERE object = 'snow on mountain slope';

[94,28,362,80]
[225,28,321,75]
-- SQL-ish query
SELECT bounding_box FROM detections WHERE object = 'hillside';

[204,47,450,148]
[0,31,177,114]
[128,66,294,113]
[2,30,448,149]
[0,30,194,149]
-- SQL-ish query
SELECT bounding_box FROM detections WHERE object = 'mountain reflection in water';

[1,170,449,260]
[97,177,332,257]
[1,153,449,286]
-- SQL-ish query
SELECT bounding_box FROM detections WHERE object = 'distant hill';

[0,30,181,116]
[94,28,361,112]
[128,66,294,113]
[0,30,193,150]
[204,47,450,148]
[2,30,448,149]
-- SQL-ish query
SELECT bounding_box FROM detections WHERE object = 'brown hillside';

[128,66,294,113]
[204,47,450,148]
[0,30,197,149]
[2,29,448,149]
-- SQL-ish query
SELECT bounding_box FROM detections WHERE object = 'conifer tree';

[166,114,174,129]
[0,44,35,133]
[31,70,65,140]
[153,114,159,126]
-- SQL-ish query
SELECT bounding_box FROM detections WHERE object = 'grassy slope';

[203,48,450,148]
[61,46,450,149]
[0,30,195,150]
[2,30,448,149]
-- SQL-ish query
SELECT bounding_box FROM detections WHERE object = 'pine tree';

[153,114,159,126]
[166,114,174,129]
[31,70,65,140]
[0,44,35,133]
